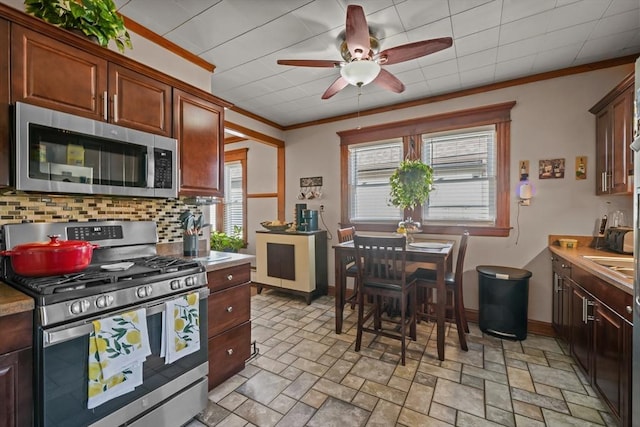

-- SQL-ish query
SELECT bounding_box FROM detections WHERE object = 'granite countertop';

[0,282,34,317]
[188,251,255,272]
[548,235,632,295]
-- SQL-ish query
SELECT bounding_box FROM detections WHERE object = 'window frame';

[216,148,248,242]
[338,102,516,237]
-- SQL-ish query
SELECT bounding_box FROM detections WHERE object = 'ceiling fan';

[277,4,453,99]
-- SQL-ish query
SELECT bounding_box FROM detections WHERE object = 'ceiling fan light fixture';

[340,60,381,87]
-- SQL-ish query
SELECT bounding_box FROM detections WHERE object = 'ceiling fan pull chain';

[356,85,362,129]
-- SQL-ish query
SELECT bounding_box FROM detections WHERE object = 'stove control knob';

[96,295,114,308]
[136,285,153,299]
[170,280,182,290]
[70,299,90,315]
[185,276,196,287]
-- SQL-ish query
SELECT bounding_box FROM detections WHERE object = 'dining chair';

[412,231,470,351]
[337,226,358,309]
[353,234,417,365]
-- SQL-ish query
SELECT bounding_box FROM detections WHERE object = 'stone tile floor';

[185,290,615,427]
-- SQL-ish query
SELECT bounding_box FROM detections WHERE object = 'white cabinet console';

[255,230,327,304]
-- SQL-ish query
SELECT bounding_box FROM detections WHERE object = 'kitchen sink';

[582,255,634,278]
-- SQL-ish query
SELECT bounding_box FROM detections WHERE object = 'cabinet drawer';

[208,284,250,337]
[207,263,250,292]
[0,311,32,354]
[572,266,633,323]
[208,321,251,390]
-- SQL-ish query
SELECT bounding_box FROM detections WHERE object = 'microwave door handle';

[147,150,153,188]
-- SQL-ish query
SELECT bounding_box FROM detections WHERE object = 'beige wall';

[281,65,634,323]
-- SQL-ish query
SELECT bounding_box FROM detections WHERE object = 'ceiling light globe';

[340,60,381,87]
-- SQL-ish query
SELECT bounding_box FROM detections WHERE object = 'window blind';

[422,129,496,224]
[348,140,403,222]
[223,161,243,234]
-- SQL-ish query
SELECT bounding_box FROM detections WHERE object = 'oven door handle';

[43,287,210,347]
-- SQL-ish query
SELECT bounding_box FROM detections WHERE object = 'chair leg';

[374,296,382,330]
[409,286,417,341]
[455,285,469,333]
[400,292,406,366]
[355,285,365,352]
[452,286,468,351]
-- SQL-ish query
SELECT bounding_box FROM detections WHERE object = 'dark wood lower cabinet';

[0,309,33,427]
[563,264,633,427]
[208,322,251,390]
[206,263,251,390]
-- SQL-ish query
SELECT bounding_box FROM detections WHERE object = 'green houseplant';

[24,0,132,53]
[389,159,433,233]
[210,226,245,253]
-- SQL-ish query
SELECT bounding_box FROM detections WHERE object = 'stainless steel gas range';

[1,220,209,427]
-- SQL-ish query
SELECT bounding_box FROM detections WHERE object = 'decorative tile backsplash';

[0,192,204,243]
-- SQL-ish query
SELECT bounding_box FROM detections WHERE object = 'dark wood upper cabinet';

[590,73,634,195]
[0,18,9,188]
[173,89,224,197]
[11,25,172,137]
[11,24,107,121]
[109,64,171,136]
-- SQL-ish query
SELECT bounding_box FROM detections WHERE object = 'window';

[210,149,247,241]
[338,102,515,236]
[223,161,243,234]
[348,140,403,222]
[422,128,496,225]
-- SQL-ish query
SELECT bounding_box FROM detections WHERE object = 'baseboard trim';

[327,285,556,338]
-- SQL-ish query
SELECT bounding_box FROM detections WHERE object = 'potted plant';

[389,158,434,232]
[24,0,132,53]
[210,225,245,253]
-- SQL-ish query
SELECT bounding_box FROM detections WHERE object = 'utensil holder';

[183,234,198,256]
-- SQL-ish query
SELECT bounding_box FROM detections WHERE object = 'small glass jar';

[398,218,422,242]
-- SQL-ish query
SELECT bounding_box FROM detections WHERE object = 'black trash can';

[477,265,532,340]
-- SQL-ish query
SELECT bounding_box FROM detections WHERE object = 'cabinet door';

[0,18,9,187]
[595,109,610,195]
[0,348,32,427]
[173,89,224,197]
[593,302,632,425]
[569,284,592,375]
[609,90,633,194]
[11,25,108,120]
[109,64,171,136]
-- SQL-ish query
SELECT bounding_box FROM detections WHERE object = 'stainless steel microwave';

[13,102,178,198]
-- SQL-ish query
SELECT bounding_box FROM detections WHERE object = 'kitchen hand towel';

[87,308,151,409]
[161,292,200,364]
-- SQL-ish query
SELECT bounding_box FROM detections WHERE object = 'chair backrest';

[454,231,470,284]
[353,235,408,287]
[337,226,356,264]
[337,226,355,243]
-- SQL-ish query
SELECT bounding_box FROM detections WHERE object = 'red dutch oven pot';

[0,235,99,276]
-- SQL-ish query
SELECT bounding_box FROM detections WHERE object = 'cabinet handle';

[226,348,234,356]
[602,171,607,192]
[227,274,233,281]
[113,94,118,122]
[553,275,563,293]
[627,305,633,314]
[226,306,233,313]
[103,91,108,121]
[582,297,587,323]
[561,264,570,269]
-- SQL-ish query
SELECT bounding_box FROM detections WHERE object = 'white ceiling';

[113,0,640,127]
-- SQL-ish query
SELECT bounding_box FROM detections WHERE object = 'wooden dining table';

[333,237,455,361]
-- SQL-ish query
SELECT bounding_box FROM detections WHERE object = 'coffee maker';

[295,203,307,231]
[301,209,319,231]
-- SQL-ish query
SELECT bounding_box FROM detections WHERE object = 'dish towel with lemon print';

[161,292,200,364]
[87,308,151,409]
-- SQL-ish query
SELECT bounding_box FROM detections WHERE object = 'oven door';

[36,288,209,427]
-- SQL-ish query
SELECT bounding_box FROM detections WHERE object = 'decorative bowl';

[260,221,293,231]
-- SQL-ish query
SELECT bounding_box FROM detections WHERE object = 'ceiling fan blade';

[321,76,349,99]
[277,59,342,68]
[373,69,405,93]
[345,5,370,59]
[378,37,453,65]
